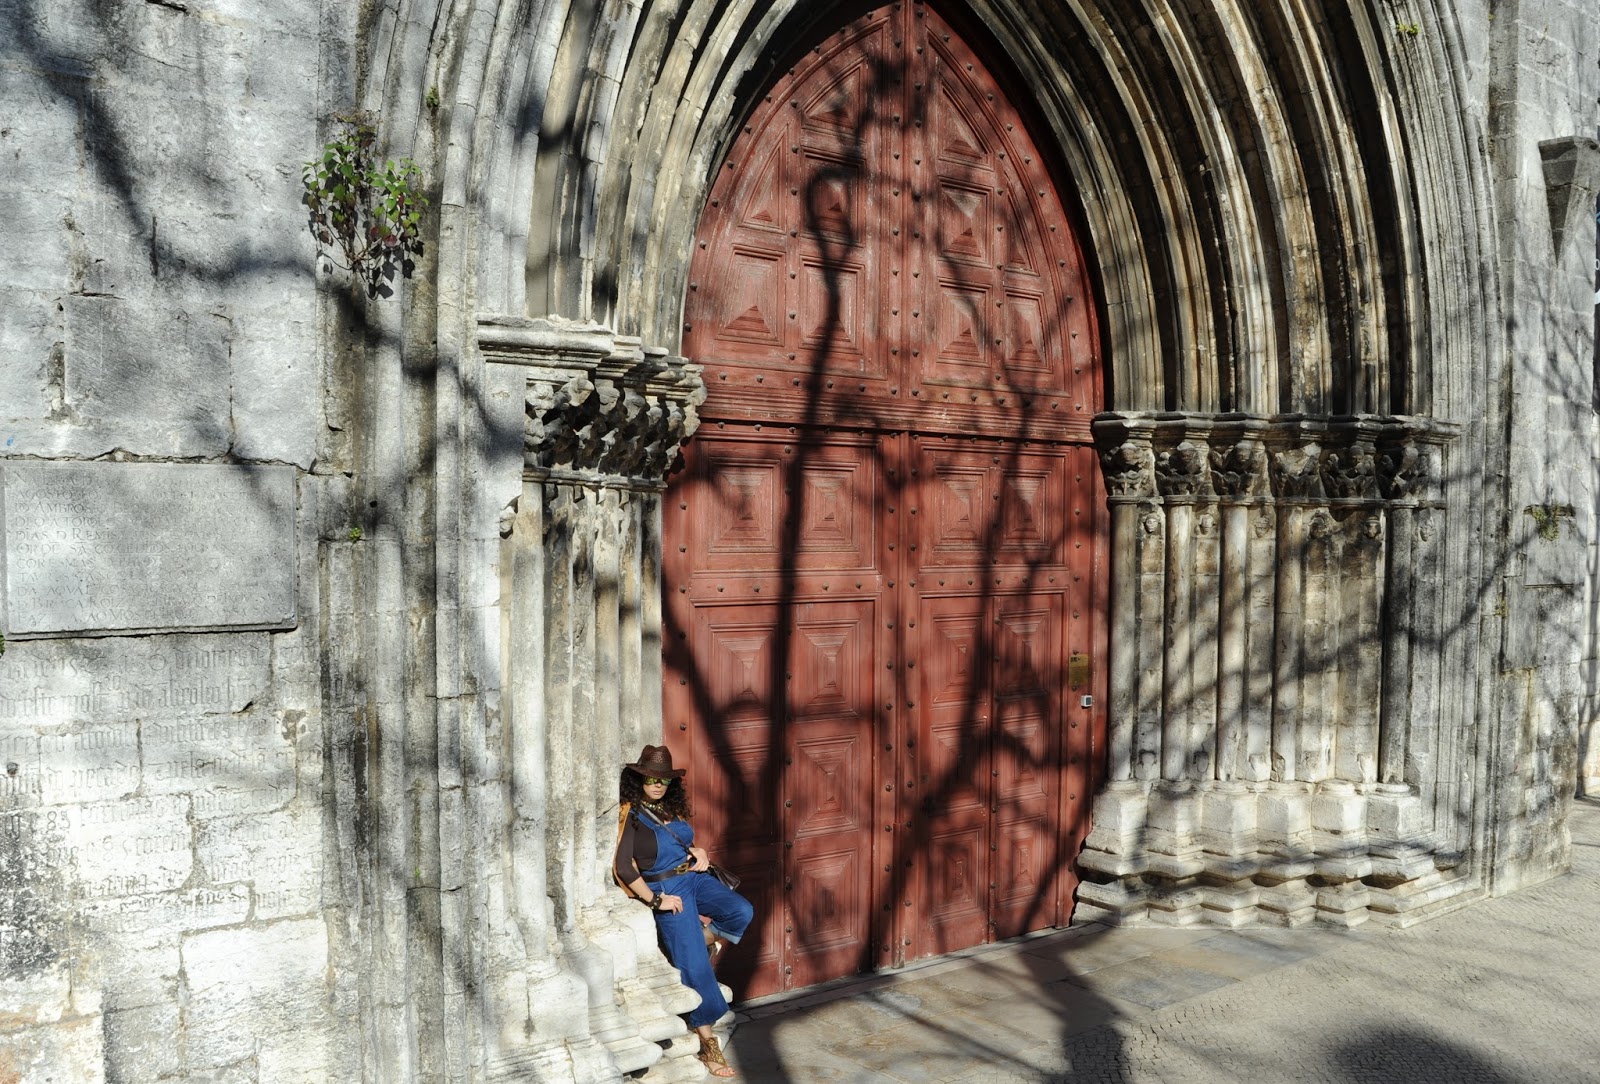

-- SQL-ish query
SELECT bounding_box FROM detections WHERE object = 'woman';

[614,744,753,1079]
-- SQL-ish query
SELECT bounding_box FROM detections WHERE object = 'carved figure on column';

[1271,443,1326,500]
[1102,440,1157,498]
[1210,439,1269,498]
[1377,441,1423,501]
[527,374,598,474]
[1320,440,1379,500]
[1155,440,1213,497]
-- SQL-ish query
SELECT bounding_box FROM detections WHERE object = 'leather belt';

[642,860,694,883]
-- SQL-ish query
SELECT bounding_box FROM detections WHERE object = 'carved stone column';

[1087,410,1460,930]
[479,317,706,1080]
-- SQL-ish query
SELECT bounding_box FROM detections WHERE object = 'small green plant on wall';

[303,112,429,299]
[1525,504,1574,542]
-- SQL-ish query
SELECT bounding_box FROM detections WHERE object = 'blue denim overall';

[638,812,754,1028]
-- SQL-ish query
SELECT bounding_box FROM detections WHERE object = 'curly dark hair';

[619,768,692,820]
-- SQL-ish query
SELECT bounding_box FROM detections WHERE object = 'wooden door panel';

[787,600,876,989]
[672,1,1106,996]
[913,593,991,955]
[687,434,880,573]
[997,460,1064,562]
[992,594,1064,936]
[922,820,987,955]
[991,815,1049,937]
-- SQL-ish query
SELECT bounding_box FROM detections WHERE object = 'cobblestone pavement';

[723,797,1600,1083]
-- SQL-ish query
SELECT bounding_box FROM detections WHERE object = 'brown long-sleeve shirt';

[614,808,683,886]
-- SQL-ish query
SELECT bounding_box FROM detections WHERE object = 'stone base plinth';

[1074,782,1471,929]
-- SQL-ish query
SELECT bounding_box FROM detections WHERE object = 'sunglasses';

[643,777,673,787]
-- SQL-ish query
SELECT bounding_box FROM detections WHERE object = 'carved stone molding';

[1096,412,1455,510]
[1102,440,1158,498]
[1210,438,1270,498]
[1156,440,1213,498]
[479,316,707,490]
[1320,439,1379,500]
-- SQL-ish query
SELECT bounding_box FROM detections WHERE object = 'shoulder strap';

[635,803,695,850]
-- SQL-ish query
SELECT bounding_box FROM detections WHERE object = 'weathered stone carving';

[1156,440,1212,497]
[1320,440,1379,500]
[1102,440,1157,497]
[1271,443,1326,499]
[481,317,706,490]
[1210,439,1269,498]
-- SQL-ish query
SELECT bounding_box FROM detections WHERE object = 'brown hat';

[625,744,686,779]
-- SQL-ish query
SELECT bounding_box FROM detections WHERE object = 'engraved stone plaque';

[1,462,296,636]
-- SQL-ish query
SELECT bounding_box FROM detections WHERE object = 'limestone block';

[0,957,76,1026]
[1,634,274,818]
[64,795,194,898]
[181,917,331,1074]
[104,1002,183,1081]
[1256,782,1312,844]
[1,462,296,636]
[1146,887,1203,925]
[1144,851,1206,880]
[62,295,232,457]
[1255,851,1316,886]
[1313,852,1373,882]
[1366,786,1424,842]
[1199,784,1258,854]
[0,292,63,430]
[1077,848,1149,878]
[0,188,73,290]
[1367,847,1438,887]
[1196,882,1261,926]
[1311,781,1366,834]
[0,1010,105,1084]
[0,70,82,198]
[1145,785,1200,855]
[1200,852,1261,883]
[1255,880,1316,926]
[197,810,321,919]
[1074,878,1149,922]
[1083,785,1148,853]
[147,712,297,816]
[1366,872,1475,927]
[82,884,251,950]
[1315,878,1371,914]
[229,300,319,468]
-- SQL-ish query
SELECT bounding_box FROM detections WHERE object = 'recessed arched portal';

[662,0,1108,998]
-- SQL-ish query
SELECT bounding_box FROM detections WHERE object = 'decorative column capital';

[478,316,706,490]
[1155,439,1214,498]
[1101,440,1158,499]
[1209,437,1270,499]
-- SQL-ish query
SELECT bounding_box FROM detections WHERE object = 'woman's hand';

[688,846,710,873]
[656,893,684,914]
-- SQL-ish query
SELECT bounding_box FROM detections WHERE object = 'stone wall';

[1,0,349,1078]
[1487,0,1600,891]
[0,0,1596,1082]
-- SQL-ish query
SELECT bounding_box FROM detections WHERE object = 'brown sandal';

[697,1035,736,1078]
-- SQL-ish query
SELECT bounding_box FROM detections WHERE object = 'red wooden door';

[664,1,1106,999]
